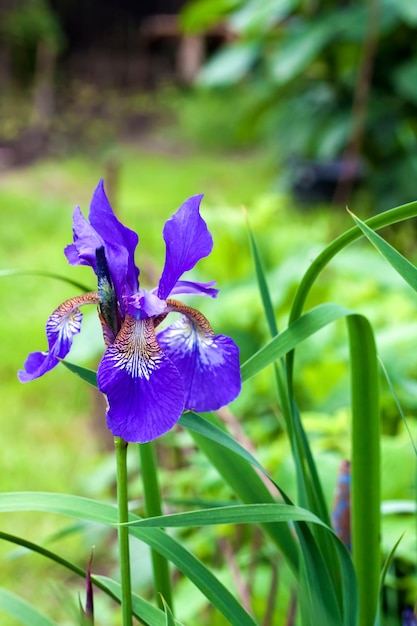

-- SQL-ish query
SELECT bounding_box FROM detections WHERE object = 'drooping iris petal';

[65,181,139,305]
[156,307,241,412]
[158,195,213,300]
[168,280,218,298]
[97,315,185,443]
[18,292,99,383]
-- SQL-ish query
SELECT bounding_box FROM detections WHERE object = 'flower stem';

[115,436,133,626]
[139,442,173,611]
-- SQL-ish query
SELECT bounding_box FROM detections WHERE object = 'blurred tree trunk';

[0,45,12,95]
[31,40,56,130]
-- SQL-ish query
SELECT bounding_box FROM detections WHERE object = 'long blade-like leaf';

[0,269,92,293]
[347,315,380,626]
[241,302,352,381]
[61,360,98,387]
[348,210,417,292]
[0,493,257,626]
[124,503,324,528]
[0,531,183,626]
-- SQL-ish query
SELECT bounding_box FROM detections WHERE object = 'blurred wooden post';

[140,15,232,86]
[104,158,120,207]
[31,40,56,130]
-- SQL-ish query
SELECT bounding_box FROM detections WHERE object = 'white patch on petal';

[108,315,164,381]
[158,316,225,367]
[45,292,99,355]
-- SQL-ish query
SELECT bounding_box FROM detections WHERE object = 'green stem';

[139,442,173,611]
[347,315,380,626]
[115,436,133,626]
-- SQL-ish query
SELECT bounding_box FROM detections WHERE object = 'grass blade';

[125,503,324,528]
[61,360,98,387]
[348,210,417,292]
[0,269,92,293]
[241,302,353,382]
[0,530,184,625]
[187,418,300,574]
[0,492,258,626]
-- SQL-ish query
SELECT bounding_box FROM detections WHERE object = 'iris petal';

[64,206,103,271]
[65,181,139,306]
[168,280,218,298]
[157,307,241,412]
[89,180,139,296]
[97,315,184,443]
[18,292,99,382]
[158,195,213,300]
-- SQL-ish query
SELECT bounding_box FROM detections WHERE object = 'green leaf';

[378,359,417,456]
[246,217,278,336]
[180,0,240,33]
[186,415,300,574]
[0,529,186,626]
[347,315,380,626]
[61,360,98,387]
[269,19,334,84]
[0,269,92,293]
[373,533,405,626]
[247,223,351,624]
[128,503,357,626]
[124,503,324,528]
[161,596,176,626]
[0,493,257,626]
[94,577,186,626]
[230,0,296,35]
[288,200,417,327]
[241,302,353,381]
[348,209,417,293]
[180,412,269,478]
[197,41,259,85]
[0,588,57,626]
[395,0,417,25]
[183,414,357,624]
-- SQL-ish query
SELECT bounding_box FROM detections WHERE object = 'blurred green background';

[1,1,417,624]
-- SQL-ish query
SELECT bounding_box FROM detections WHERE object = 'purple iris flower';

[18,180,241,443]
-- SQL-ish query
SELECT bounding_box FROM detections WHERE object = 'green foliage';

[1,0,64,86]
[182,0,417,205]
[2,0,63,49]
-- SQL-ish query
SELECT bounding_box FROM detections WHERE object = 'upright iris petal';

[97,315,185,443]
[89,181,139,297]
[158,195,213,300]
[65,181,139,305]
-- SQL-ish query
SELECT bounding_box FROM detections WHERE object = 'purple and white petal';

[18,292,99,383]
[97,315,184,443]
[158,195,213,300]
[156,310,241,412]
[168,280,218,298]
[18,350,61,383]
